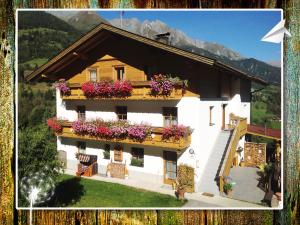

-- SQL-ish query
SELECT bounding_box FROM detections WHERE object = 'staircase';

[199,130,232,195]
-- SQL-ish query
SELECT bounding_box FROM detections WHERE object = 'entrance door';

[163,151,177,184]
[221,104,227,130]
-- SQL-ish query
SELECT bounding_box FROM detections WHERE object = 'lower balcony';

[61,81,198,101]
[57,121,191,150]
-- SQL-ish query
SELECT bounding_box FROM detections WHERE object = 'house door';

[163,151,177,184]
[221,104,227,130]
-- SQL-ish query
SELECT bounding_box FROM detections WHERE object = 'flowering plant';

[82,80,133,98]
[47,117,63,133]
[150,74,187,97]
[82,82,97,98]
[113,80,133,98]
[127,125,151,142]
[72,120,87,135]
[54,79,70,96]
[95,81,113,98]
[70,119,152,142]
[110,126,128,139]
[162,125,192,141]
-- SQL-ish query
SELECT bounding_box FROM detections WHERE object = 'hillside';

[18,11,83,80]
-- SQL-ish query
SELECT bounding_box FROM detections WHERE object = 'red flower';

[96,126,113,139]
[162,125,191,141]
[47,118,63,133]
[82,82,97,97]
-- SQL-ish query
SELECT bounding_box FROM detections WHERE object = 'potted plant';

[174,180,186,200]
[224,182,233,197]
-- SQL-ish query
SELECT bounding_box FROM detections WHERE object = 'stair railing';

[218,114,247,193]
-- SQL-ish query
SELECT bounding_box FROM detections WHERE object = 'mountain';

[110,18,281,85]
[21,12,280,85]
[110,18,245,61]
[49,11,109,33]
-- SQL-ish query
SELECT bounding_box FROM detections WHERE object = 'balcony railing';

[61,81,198,100]
[57,121,191,150]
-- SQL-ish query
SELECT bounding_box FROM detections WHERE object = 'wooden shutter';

[114,145,123,162]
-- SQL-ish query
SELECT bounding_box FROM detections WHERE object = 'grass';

[47,174,185,208]
[251,102,281,130]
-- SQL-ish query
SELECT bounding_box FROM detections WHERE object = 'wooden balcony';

[57,121,191,150]
[61,81,199,101]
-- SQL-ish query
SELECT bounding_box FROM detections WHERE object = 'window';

[116,106,127,120]
[103,144,110,159]
[143,65,157,80]
[115,67,124,81]
[131,148,144,167]
[77,106,86,120]
[114,145,123,162]
[77,141,86,154]
[163,107,178,127]
[209,106,214,126]
[89,68,97,82]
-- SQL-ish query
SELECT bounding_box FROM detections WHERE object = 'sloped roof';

[25,22,267,84]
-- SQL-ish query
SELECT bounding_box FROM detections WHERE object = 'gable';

[25,23,267,85]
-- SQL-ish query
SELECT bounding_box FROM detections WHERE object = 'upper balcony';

[57,79,199,101]
[50,120,191,151]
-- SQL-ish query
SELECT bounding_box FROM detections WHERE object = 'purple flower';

[54,79,70,96]
[127,125,151,142]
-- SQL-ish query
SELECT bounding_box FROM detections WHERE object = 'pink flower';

[127,125,151,142]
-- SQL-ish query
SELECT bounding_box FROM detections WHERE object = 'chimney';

[154,32,171,45]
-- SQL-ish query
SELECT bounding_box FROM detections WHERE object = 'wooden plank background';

[0,0,299,224]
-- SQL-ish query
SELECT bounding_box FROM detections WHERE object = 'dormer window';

[89,68,97,82]
[115,66,125,81]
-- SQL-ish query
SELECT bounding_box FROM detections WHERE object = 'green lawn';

[47,174,185,207]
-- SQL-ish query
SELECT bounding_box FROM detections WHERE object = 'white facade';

[56,75,251,191]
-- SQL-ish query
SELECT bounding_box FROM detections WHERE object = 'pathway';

[229,167,266,204]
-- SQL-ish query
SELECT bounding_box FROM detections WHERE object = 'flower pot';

[177,188,185,200]
[275,192,281,201]
[226,189,233,197]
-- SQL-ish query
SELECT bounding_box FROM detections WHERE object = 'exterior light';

[189,148,195,155]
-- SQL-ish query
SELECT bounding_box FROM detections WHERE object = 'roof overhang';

[25,23,268,85]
